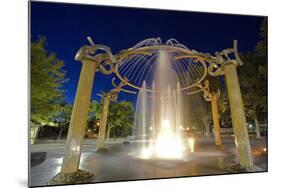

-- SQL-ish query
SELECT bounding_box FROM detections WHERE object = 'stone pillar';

[255,117,261,139]
[152,81,156,139]
[205,122,211,138]
[223,62,254,169]
[60,59,97,173]
[49,59,97,185]
[211,97,222,146]
[97,95,110,151]
[107,126,111,140]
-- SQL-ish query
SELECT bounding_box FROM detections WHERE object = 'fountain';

[133,49,186,159]
[51,36,258,186]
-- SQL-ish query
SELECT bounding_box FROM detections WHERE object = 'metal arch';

[114,45,209,93]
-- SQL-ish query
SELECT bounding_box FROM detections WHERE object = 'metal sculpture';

[50,37,258,185]
[114,38,208,94]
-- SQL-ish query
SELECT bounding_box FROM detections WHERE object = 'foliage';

[206,75,232,126]
[88,100,102,129]
[89,100,134,138]
[48,103,72,139]
[204,18,268,127]
[196,75,232,127]
[185,93,210,130]
[50,103,72,127]
[31,36,67,125]
[108,101,134,137]
[239,18,267,123]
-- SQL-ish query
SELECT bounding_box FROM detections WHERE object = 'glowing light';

[71,146,80,154]
[263,147,267,152]
[154,119,184,159]
[155,136,183,158]
[141,148,151,159]
[186,127,190,131]
[149,126,153,130]
[139,120,185,159]
[162,119,170,129]
[188,138,195,152]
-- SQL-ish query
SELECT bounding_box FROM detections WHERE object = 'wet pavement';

[30,137,267,187]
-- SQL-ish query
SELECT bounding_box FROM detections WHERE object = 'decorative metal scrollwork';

[75,37,117,75]
[197,80,220,101]
[206,40,244,77]
[98,77,136,102]
[75,37,244,98]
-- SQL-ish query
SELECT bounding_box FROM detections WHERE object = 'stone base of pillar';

[226,163,263,172]
[94,147,109,153]
[48,169,95,185]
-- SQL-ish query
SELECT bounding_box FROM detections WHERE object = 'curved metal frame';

[114,45,209,93]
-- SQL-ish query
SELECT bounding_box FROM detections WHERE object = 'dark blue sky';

[30,1,264,105]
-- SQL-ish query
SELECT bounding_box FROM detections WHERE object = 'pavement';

[29,137,267,187]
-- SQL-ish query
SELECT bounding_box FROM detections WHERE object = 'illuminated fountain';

[50,35,257,185]
[133,49,186,159]
[111,38,210,160]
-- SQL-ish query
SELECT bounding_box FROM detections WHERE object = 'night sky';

[30,1,264,105]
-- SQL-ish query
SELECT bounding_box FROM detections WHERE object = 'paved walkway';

[30,137,267,187]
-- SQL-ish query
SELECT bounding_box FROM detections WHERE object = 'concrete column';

[107,126,111,140]
[97,95,110,150]
[61,59,97,173]
[255,117,261,139]
[205,121,211,138]
[211,97,222,146]
[152,81,156,139]
[223,62,254,169]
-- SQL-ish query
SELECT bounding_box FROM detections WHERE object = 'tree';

[239,18,267,138]
[207,19,267,135]
[108,101,134,138]
[30,36,67,143]
[31,36,67,125]
[89,100,134,139]
[89,100,102,118]
[206,75,233,127]
[196,75,231,138]
[88,100,102,128]
[192,94,210,130]
[50,103,72,140]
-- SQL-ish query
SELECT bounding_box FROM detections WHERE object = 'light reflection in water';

[141,119,187,159]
